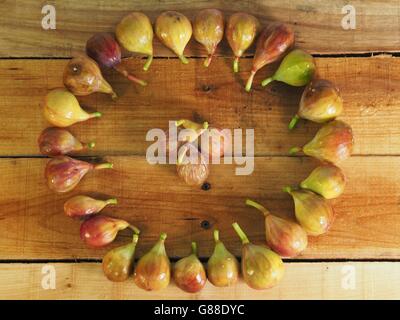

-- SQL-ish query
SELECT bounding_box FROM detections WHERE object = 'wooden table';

[0,0,400,299]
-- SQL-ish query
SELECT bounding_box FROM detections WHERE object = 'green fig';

[226,12,259,72]
[155,11,192,64]
[173,242,207,293]
[133,233,171,291]
[289,120,354,163]
[300,164,346,199]
[245,199,308,258]
[102,234,139,282]
[283,187,334,236]
[261,49,315,87]
[289,79,343,129]
[232,222,285,290]
[207,230,239,287]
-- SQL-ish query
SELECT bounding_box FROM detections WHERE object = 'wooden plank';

[0,156,399,260]
[0,56,399,156]
[0,0,399,57]
[0,262,399,299]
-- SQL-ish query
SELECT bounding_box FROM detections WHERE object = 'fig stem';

[89,112,102,119]
[232,222,250,244]
[213,229,220,242]
[143,55,153,71]
[245,199,270,216]
[283,186,293,194]
[179,55,189,64]
[105,198,118,205]
[245,71,256,92]
[191,242,198,256]
[204,55,213,67]
[233,57,240,73]
[132,233,139,245]
[177,145,188,165]
[261,77,274,87]
[111,91,118,100]
[160,232,167,241]
[289,146,302,155]
[94,162,113,170]
[129,225,141,235]
[113,64,147,86]
[288,115,300,130]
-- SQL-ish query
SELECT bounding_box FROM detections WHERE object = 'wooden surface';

[0,0,399,300]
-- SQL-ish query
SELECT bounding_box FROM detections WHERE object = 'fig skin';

[232,222,285,290]
[45,156,112,193]
[80,215,139,248]
[155,11,192,64]
[173,242,207,293]
[289,120,354,164]
[134,233,171,291]
[44,88,102,127]
[38,127,95,156]
[226,12,259,72]
[63,54,117,99]
[284,187,335,236]
[289,79,343,129]
[102,234,139,282]
[300,164,346,199]
[246,199,308,258]
[193,9,224,67]
[199,127,232,161]
[64,195,117,218]
[246,23,294,92]
[261,49,315,87]
[207,230,239,287]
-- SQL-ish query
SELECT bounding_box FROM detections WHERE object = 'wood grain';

[0,262,399,299]
[0,156,399,260]
[0,56,399,156]
[0,0,399,57]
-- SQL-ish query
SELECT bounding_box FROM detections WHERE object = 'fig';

[102,234,139,282]
[80,215,139,248]
[63,54,117,99]
[64,195,117,218]
[232,222,284,290]
[45,156,112,193]
[289,79,343,129]
[44,88,102,127]
[283,187,334,236]
[134,233,171,291]
[207,230,239,287]
[173,242,207,293]
[245,199,307,258]
[175,119,209,143]
[193,9,224,67]
[38,127,95,156]
[245,23,294,92]
[155,11,192,64]
[86,32,147,85]
[289,120,354,163]
[261,49,315,87]
[199,127,232,161]
[226,12,259,72]
[176,143,209,187]
[300,164,346,199]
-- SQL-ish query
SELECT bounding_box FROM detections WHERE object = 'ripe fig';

[45,156,112,193]
[289,120,354,163]
[232,222,285,290]
[134,233,171,291]
[176,143,209,187]
[38,127,95,156]
[193,9,224,67]
[155,11,192,64]
[102,234,139,282]
[283,187,334,236]
[226,12,259,72]
[173,242,207,293]
[245,199,307,258]
[300,164,346,199]
[199,127,232,161]
[289,79,343,129]
[44,88,102,127]
[261,49,315,87]
[80,215,139,248]
[64,195,117,218]
[207,230,239,287]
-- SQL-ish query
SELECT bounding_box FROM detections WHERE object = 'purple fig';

[64,195,117,218]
